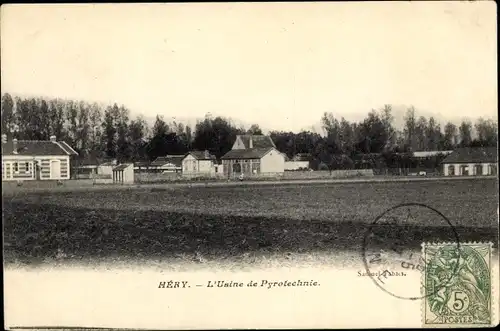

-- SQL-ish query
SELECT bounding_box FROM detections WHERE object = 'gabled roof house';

[221,134,285,177]
[1,134,78,181]
[182,150,220,176]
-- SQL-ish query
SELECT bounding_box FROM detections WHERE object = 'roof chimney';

[249,136,253,149]
[50,135,57,142]
[13,138,18,154]
[204,150,210,159]
[1,134,6,144]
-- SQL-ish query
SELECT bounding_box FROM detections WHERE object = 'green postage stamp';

[423,242,495,327]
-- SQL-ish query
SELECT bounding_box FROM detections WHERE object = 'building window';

[475,164,483,176]
[460,165,469,176]
[241,163,248,174]
[233,162,241,173]
[252,160,261,174]
[489,164,497,176]
[14,162,19,173]
[25,162,30,172]
[448,165,455,176]
[193,161,197,171]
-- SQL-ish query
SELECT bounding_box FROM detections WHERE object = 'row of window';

[232,160,258,164]
[11,162,31,173]
[447,164,497,176]
[232,162,261,174]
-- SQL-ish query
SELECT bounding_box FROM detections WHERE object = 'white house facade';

[97,160,117,176]
[182,151,220,177]
[1,134,78,181]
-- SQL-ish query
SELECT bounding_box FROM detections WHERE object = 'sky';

[1,2,497,133]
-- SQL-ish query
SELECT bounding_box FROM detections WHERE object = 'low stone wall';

[93,178,114,185]
[182,172,225,179]
[175,170,374,181]
[283,169,374,180]
[213,172,282,181]
[135,172,182,183]
[2,169,374,190]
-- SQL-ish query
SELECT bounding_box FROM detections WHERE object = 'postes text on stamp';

[423,242,493,327]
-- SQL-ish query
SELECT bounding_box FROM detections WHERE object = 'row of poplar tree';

[1,93,497,169]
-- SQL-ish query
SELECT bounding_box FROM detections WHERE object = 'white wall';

[123,164,134,183]
[199,160,213,173]
[182,154,214,174]
[182,154,196,172]
[35,156,70,180]
[261,148,285,173]
[98,165,114,176]
[482,163,490,175]
[285,161,310,170]
[214,163,224,175]
[112,165,134,184]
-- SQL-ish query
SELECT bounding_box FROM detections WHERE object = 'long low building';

[442,147,497,176]
[136,155,184,172]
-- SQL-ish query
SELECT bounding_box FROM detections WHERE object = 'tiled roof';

[188,151,217,161]
[237,135,276,149]
[113,164,132,171]
[1,140,77,156]
[221,148,273,160]
[442,147,497,164]
[151,155,184,167]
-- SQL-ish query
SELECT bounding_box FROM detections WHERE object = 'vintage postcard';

[2,2,499,329]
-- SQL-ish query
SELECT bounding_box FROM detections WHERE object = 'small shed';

[112,163,134,184]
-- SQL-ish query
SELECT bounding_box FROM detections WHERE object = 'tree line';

[1,93,498,170]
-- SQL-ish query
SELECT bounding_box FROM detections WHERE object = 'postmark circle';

[362,203,461,300]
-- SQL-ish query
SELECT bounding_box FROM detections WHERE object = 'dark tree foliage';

[1,93,497,172]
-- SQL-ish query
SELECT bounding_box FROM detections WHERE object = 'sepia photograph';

[2,2,499,329]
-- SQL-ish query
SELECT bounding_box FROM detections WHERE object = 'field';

[3,178,498,268]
